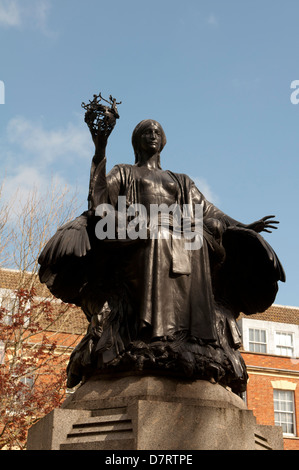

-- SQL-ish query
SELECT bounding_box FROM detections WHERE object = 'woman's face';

[139,121,162,155]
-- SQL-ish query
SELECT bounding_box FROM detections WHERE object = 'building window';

[241,391,247,404]
[5,374,35,415]
[248,328,267,353]
[20,376,34,389]
[0,341,5,365]
[0,291,30,327]
[273,390,296,436]
[0,295,19,325]
[275,331,294,357]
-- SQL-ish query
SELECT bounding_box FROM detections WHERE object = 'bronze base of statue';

[75,335,248,395]
[66,303,249,395]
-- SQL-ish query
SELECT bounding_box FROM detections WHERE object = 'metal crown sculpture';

[81,92,122,139]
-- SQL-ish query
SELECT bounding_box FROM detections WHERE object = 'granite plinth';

[27,374,283,450]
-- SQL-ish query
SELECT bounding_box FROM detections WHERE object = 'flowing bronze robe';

[38,161,285,388]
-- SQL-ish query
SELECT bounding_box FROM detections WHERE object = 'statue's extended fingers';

[265,222,279,227]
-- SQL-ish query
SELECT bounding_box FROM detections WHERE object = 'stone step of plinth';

[60,438,136,451]
[254,432,273,450]
[91,406,127,417]
[60,410,135,450]
[69,416,132,437]
[72,413,131,428]
[66,428,133,441]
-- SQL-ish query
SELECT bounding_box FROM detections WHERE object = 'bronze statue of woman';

[38,100,285,395]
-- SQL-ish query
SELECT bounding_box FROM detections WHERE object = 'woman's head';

[132,119,167,163]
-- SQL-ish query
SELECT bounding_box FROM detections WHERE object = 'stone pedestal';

[27,374,283,450]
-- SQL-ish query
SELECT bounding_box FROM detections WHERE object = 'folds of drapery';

[38,164,285,322]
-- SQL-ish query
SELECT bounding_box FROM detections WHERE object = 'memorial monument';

[27,94,285,450]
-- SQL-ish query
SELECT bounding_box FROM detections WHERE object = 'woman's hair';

[131,119,167,163]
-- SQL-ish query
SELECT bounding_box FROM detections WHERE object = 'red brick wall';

[242,351,299,450]
[242,351,299,372]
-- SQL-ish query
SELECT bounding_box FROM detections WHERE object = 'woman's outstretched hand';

[246,215,279,233]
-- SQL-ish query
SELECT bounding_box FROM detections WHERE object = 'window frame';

[273,389,296,437]
[274,331,294,357]
[248,327,267,353]
[0,288,30,327]
[0,341,5,365]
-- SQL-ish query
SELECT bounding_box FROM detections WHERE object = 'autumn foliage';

[0,286,79,449]
[0,182,83,449]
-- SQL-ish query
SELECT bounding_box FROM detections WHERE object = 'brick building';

[0,268,298,450]
[238,306,299,450]
[0,267,87,337]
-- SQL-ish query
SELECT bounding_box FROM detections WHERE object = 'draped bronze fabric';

[38,161,285,391]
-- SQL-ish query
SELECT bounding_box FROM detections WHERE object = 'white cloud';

[207,14,218,27]
[0,0,21,26]
[0,0,56,36]
[33,0,57,38]
[35,0,50,28]
[192,177,219,205]
[1,165,67,206]
[6,115,92,164]
[1,115,92,211]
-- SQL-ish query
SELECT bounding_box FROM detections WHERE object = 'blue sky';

[0,0,298,307]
